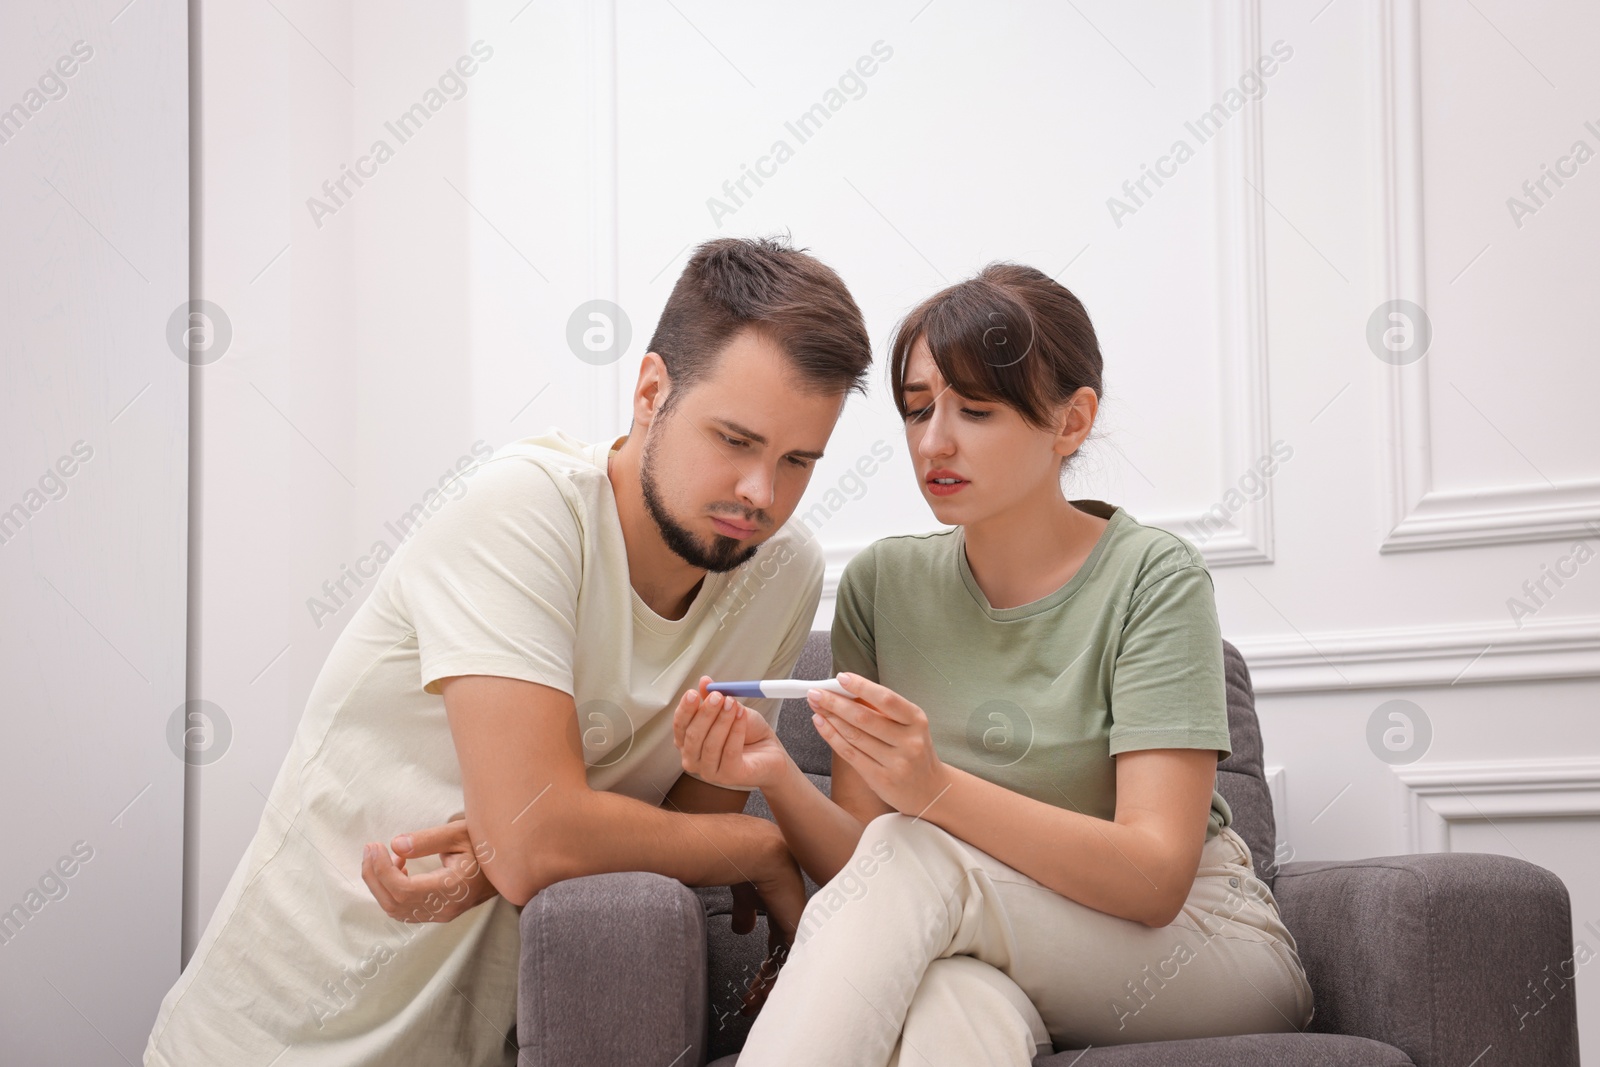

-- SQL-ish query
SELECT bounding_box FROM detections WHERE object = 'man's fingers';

[361,844,403,917]
[682,691,723,761]
[392,817,470,858]
[672,688,699,749]
[701,697,738,775]
[730,882,758,936]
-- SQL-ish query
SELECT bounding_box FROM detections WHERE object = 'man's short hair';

[648,236,872,414]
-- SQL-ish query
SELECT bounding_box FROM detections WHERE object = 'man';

[144,236,872,1066]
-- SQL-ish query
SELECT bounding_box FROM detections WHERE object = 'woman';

[673,264,1314,1065]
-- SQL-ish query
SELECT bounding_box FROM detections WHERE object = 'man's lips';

[711,516,758,538]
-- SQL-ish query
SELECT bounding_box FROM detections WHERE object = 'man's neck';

[605,433,709,621]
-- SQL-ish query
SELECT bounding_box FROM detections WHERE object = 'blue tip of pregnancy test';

[704,681,767,698]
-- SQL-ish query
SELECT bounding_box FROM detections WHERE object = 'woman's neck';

[961,495,1109,611]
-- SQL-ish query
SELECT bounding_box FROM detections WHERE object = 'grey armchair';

[516,633,1580,1066]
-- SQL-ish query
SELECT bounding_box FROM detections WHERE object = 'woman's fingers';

[811,707,885,770]
[813,702,894,763]
[808,686,897,749]
[835,672,919,725]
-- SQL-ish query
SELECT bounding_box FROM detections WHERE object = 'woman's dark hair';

[648,236,872,415]
[888,263,1104,448]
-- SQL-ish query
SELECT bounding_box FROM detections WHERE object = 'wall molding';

[1143,0,1278,567]
[1234,614,1600,693]
[1394,757,1600,853]
[1371,0,1600,553]
[824,534,1600,694]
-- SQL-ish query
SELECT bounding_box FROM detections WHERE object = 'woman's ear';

[1052,386,1098,458]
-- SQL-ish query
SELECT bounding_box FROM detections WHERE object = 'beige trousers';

[738,813,1314,1066]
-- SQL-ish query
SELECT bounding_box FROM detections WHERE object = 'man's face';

[639,328,846,572]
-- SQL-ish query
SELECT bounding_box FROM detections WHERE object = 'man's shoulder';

[747,521,825,587]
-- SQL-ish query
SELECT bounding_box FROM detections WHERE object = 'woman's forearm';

[760,754,866,887]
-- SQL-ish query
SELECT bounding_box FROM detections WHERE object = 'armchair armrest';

[1273,853,1579,1067]
[518,872,707,1067]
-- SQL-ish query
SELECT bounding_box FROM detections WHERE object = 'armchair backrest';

[775,632,1279,885]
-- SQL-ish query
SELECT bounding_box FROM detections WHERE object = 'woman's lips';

[926,470,968,497]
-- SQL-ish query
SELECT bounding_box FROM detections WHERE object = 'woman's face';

[900,338,1079,526]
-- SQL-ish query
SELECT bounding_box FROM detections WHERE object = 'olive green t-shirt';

[831,500,1233,841]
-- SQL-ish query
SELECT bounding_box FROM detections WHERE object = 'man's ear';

[631,352,672,429]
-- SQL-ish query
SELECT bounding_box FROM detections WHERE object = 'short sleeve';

[1108,563,1231,758]
[829,545,879,682]
[395,457,584,697]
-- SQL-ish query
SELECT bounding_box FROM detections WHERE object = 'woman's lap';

[759,813,1314,1060]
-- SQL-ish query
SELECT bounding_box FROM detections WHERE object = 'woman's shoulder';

[1088,502,1212,592]
[838,528,961,586]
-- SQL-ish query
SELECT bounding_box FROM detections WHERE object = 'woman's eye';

[962,409,992,419]
[904,408,930,422]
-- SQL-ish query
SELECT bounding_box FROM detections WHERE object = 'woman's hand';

[361,816,500,923]
[672,675,791,792]
[808,673,952,817]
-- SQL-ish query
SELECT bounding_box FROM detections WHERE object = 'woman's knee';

[859,811,953,857]
[905,957,1052,1054]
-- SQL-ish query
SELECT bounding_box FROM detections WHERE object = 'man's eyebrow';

[712,417,826,461]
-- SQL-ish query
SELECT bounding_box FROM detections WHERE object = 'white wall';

[178,0,1600,1060]
[0,0,189,1062]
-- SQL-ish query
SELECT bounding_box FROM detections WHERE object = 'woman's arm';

[808,675,1218,927]
[759,744,894,887]
[915,750,1215,927]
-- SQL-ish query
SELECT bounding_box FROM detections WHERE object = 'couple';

[144,236,1312,1067]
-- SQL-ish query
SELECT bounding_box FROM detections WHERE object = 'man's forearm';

[498,788,778,903]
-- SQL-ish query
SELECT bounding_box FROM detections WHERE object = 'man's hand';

[732,824,807,1016]
[673,675,791,791]
[361,816,501,922]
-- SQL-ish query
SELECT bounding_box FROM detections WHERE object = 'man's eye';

[720,434,749,448]
[787,456,813,469]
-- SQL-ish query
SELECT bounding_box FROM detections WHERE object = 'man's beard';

[640,426,761,574]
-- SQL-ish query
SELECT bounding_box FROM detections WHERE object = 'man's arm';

[441,674,789,908]
[660,769,755,815]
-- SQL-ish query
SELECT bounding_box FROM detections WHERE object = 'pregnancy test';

[705,678,852,700]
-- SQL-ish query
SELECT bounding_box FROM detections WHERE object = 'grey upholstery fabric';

[515,631,1581,1067]
[1276,853,1579,1067]
[1214,641,1279,885]
[517,872,707,1066]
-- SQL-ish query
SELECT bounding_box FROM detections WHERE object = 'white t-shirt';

[144,430,824,1067]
